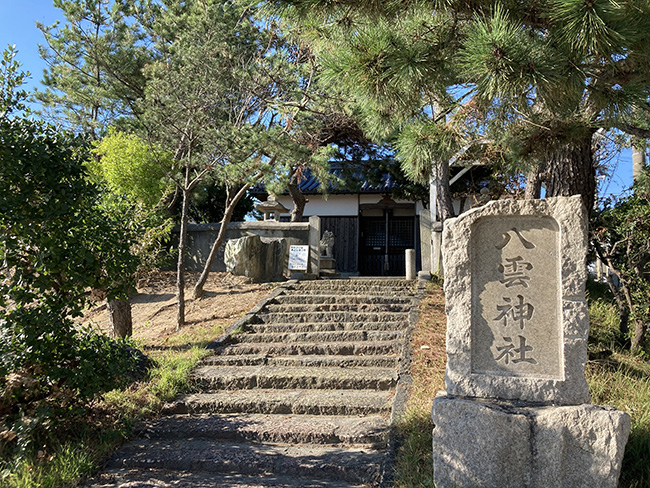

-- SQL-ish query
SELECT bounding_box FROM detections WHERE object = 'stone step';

[192,365,398,391]
[201,354,400,369]
[232,330,406,345]
[140,413,390,447]
[245,321,408,334]
[273,294,412,305]
[107,439,383,485]
[296,278,410,286]
[292,286,413,296]
[164,389,393,416]
[217,340,404,357]
[264,303,411,314]
[293,281,412,291]
[254,311,410,324]
[86,468,366,488]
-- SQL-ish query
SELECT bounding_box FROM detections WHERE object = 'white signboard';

[288,245,309,271]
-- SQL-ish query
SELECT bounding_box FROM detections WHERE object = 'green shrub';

[0,47,144,460]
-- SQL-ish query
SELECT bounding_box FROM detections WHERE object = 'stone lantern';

[254,195,289,222]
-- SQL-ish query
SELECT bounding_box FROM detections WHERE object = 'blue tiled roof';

[252,163,402,196]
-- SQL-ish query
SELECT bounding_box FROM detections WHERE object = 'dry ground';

[83,272,276,346]
[409,283,447,407]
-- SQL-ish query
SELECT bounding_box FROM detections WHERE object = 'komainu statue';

[320,230,335,257]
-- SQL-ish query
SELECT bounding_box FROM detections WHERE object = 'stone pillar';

[431,222,443,276]
[405,249,416,280]
[308,216,321,277]
[418,211,432,274]
[433,196,630,488]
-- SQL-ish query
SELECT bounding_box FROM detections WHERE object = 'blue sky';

[0,1,635,199]
[0,1,61,90]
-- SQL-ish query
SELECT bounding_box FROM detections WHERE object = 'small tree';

[90,130,176,277]
[592,173,650,351]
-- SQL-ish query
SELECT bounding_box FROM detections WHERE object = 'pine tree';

[38,0,330,327]
[269,0,650,214]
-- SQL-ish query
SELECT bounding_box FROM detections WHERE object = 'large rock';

[442,195,590,405]
[432,395,630,488]
[224,235,296,282]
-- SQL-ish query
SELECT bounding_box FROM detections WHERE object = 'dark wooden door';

[320,216,358,272]
[359,215,415,276]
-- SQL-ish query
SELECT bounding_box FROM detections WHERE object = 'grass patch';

[0,434,124,488]
[586,280,650,488]
[101,345,211,419]
[393,408,436,488]
[393,282,445,487]
[394,279,650,487]
[1,330,216,488]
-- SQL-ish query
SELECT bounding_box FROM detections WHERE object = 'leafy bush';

[0,47,144,459]
[89,129,173,209]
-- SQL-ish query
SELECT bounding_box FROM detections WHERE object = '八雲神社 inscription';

[433,197,630,488]
[471,217,561,379]
[442,197,590,404]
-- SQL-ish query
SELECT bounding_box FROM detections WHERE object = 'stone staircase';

[88,278,419,488]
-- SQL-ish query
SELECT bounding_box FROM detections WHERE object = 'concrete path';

[87,278,421,488]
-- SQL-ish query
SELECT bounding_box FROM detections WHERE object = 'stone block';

[432,395,630,488]
[320,257,335,270]
[443,196,590,405]
[432,395,532,488]
[534,404,631,488]
[224,235,295,282]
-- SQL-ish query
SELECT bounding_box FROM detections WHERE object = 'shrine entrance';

[359,197,417,276]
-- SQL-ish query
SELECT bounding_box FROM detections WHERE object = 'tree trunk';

[618,274,647,351]
[603,254,644,351]
[288,177,306,222]
[192,182,253,299]
[437,159,455,221]
[107,298,132,338]
[632,315,646,352]
[604,271,630,348]
[543,132,596,214]
[632,145,646,181]
[525,161,545,199]
[430,102,454,222]
[176,175,191,331]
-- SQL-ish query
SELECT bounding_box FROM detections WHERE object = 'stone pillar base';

[319,256,339,278]
[432,394,630,488]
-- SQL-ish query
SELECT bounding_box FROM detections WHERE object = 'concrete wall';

[275,194,423,218]
[181,221,311,272]
[275,194,359,217]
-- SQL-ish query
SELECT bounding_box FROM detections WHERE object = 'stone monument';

[224,235,296,282]
[433,196,630,488]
